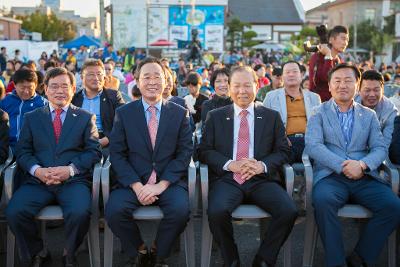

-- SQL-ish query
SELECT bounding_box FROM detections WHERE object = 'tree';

[290,26,318,53]
[17,12,76,42]
[226,17,258,51]
[349,20,393,54]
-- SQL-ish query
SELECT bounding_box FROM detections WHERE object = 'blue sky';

[1,0,323,18]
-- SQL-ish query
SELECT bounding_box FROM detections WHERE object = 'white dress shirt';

[223,102,267,173]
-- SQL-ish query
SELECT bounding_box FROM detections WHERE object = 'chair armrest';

[188,158,196,213]
[100,157,111,208]
[302,153,314,211]
[199,164,209,216]
[382,161,399,194]
[282,164,294,198]
[91,161,103,218]
[4,162,18,204]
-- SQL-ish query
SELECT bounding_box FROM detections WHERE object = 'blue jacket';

[0,91,47,149]
[305,99,387,185]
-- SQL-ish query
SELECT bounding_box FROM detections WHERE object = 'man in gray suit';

[6,67,102,267]
[355,69,398,148]
[305,63,400,267]
[264,61,321,163]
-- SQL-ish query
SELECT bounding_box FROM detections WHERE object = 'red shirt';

[309,52,342,102]
[257,77,270,90]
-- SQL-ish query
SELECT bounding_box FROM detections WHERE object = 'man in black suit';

[6,67,102,267]
[199,66,297,267]
[72,59,125,156]
[390,115,400,164]
[105,57,193,267]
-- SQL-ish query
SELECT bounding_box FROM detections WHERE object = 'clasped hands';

[342,160,365,180]
[131,181,170,206]
[228,158,265,181]
[35,166,71,185]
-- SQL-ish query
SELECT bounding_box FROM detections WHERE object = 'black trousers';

[208,177,298,266]
[288,135,305,163]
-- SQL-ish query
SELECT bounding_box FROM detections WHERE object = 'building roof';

[0,16,22,24]
[228,0,304,24]
[306,1,332,14]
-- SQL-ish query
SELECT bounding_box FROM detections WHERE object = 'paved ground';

[0,214,396,267]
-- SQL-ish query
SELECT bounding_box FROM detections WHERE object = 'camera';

[303,24,329,53]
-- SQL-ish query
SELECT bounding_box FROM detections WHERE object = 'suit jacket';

[72,88,125,138]
[201,95,233,124]
[355,95,398,148]
[169,96,186,108]
[389,115,400,164]
[16,104,102,184]
[0,108,9,164]
[199,103,290,184]
[263,88,321,128]
[109,99,193,188]
[305,99,387,185]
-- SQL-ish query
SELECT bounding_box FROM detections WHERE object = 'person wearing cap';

[256,67,284,102]
[263,61,321,163]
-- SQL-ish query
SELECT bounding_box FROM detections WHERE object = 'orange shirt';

[286,94,307,135]
[104,76,120,90]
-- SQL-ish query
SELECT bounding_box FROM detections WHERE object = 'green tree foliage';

[226,17,258,50]
[18,12,76,41]
[290,26,318,54]
[349,20,393,54]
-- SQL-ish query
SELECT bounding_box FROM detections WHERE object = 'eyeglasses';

[48,84,71,90]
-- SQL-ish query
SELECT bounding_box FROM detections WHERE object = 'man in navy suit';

[105,57,193,267]
[199,66,297,267]
[6,67,102,267]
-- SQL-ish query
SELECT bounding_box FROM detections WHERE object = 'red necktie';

[147,106,158,185]
[53,109,62,144]
[233,110,249,184]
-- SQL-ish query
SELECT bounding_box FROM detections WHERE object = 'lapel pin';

[72,114,78,117]
[226,117,230,120]
[103,98,106,102]
[257,116,263,119]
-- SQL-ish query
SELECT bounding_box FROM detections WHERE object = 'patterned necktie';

[147,106,158,185]
[53,109,63,144]
[233,110,249,185]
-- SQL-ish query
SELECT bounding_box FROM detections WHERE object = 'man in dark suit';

[72,59,125,155]
[199,66,297,267]
[390,115,400,164]
[105,57,193,267]
[6,67,102,267]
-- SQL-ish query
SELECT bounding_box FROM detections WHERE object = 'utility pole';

[99,0,106,44]
[353,0,358,60]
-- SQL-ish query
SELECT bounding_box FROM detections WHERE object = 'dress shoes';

[252,254,274,267]
[123,250,150,267]
[30,250,51,267]
[148,250,168,267]
[62,255,79,267]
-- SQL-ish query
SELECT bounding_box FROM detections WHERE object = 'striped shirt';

[333,101,354,148]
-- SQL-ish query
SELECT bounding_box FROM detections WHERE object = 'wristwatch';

[324,54,333,60]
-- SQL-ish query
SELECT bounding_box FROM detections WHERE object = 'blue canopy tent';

[62,35,101,49]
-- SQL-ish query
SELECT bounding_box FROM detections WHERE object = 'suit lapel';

[40,105,56,150]
[56,105,79,151]
[348,103,362,148]
[303,91,312,120]
[326,100,346,148]
[254,104,266,156]
[224,105,234,159]
[278,90,287,125]
[154,100,170,155]
[99,90,107,126]
[136,102,153,153]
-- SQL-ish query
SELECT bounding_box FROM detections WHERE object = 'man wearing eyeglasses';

[105,57,193,267]
[72,59,125,156]
[6,67,102,267]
